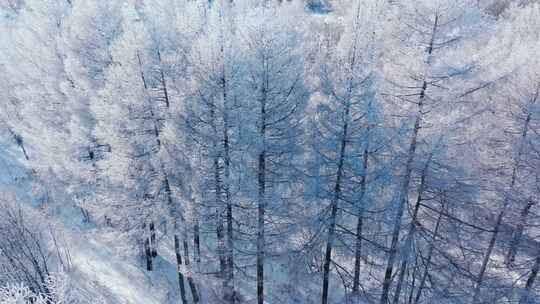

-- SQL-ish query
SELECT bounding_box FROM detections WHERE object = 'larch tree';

[379,1,489,303]
[469,3,540,302]
[184,1,243,300]
[239,3,309,304]
[93,1,165,272]
[309,1,385,303]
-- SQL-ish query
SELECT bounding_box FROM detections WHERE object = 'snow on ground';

[68,232,163,304]
[0,141,173,304]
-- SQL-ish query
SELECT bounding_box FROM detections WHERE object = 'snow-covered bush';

[0,198,53,295]
[0,273,105,304]
[0,197,72,298]
[0,283,48,304]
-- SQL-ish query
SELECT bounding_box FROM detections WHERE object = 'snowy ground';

[68,232,163,304]
[0,141,170,303]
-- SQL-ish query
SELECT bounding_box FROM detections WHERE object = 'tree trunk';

[137,51,159,272]
[208,90,227,280]
[257,150,266,304]
[216,207,226,278]
[256,75,269,304]
[183,234,200,303]
[156,49,170,108]
[379,14,438,304]
[393,260,408,304]
[8,128,30,161]
[194,214,201,264]
[80,207,91,223]
[213,148,227,279]
[407,255,418,304]
[352,213,363,297]
[163,167,191,304]
[413,204,443,304]
[175,232,188,304]
[321,194,339,304]
[322,102,350,304]
[157,50,196,303]
[145,236,153,271]
[506,199,535,267]
[472,94,534,303]
[505,88,538,269]
[519,252,540,304]
[471,208,504,304]
[352,141,369,296]
[392,156,431,304]
[150,221,157,258]
[508,87,540,269]
[225,191,235,301]
[223,89,235,303]
[380,88,423,304]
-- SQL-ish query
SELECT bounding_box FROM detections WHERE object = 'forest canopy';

[1,0,540,303]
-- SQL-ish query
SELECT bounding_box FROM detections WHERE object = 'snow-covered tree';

[307,1,386,303]
[238,3,309,304]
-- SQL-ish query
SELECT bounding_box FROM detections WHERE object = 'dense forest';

[1,0,540,303]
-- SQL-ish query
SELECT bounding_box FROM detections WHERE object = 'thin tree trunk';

[162,162,193,304]
[379,14,438,304]
[213,144,226,279]
[183,232,200,303]
[321,9,364,302]
[225,190,235,301]
[216,206,226,277]
[156,49,170,108]
[413,203,443,304]
[216,13,235,298]
[506,88,540,269]
[519,252,540,304]
[506,199,535,267]
[352,141,369,296]
[393,259,408,304]
[145,49,196,303]
[208,91,227,280]
[256,67,269,304]
[145,235,153,271]
[137,52,157,273]
[8,128,30,161]
[142,222,153,271]
[472,91,535,303]
[150,221,157,258]
[322,102,350,304]
[257,148,266,304]
[80,207,91,223]
[471,208,504,304]
[352,212,364,297]
[321,193,339,304]
[392,156,432,304]
[175,231,188,304]
[214,157,226,278]
[194,212,201,264]
[379,85,424,304]
[165,170,196,304]
[222,73,235,302]
[407,255,418,304]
